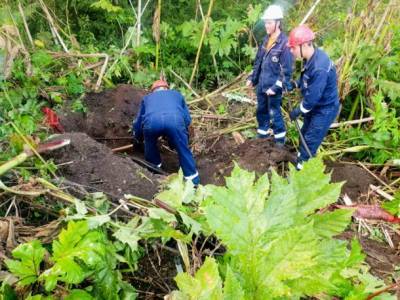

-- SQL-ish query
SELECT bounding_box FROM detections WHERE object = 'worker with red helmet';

[287,25,340,170]
[246,4,293,145]
[133,79,200,185]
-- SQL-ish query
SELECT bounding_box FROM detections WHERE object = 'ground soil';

[55,84,378,200]
[59,84,146,148]
[50,132,161,200]
[328,162,378,202]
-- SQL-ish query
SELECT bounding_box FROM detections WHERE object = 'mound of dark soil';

[328,163,378,202]
[195,137,295,185]
[50,132,161,200]
[55,85,379,202]
[59,84,146,148]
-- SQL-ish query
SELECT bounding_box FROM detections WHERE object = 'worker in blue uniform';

[287,25,340,170]
[133,79,200,185]
[247,4,293,145]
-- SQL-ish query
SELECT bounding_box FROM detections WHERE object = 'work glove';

[289,107,302,121]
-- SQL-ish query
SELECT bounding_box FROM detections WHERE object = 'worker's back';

[141,89,191,127]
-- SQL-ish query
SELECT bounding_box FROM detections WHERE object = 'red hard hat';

[151,79,169,91]
[287,25,315,48]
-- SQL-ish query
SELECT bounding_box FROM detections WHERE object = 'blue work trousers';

[299,103,339,162]
[256,89,286,141]
[143,113,199,185]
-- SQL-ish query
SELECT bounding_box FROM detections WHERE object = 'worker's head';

[287,25,315,60]
[261,5,283,35]
[151,79,169,92]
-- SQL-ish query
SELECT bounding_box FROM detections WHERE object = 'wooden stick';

[189,0,214,86]
[188,71,247,104]
[366,283,399,300]
[48,51,109,90]
[136,0,142,69]
[169,68,200,97]
[112,144,133,152]
[95,53,109,90]
[330,117,374,128]
[17,1,34,47]
[358,161,394,192]
[39,0,69,53]
[370,184,394,201]
[299,0,322,25]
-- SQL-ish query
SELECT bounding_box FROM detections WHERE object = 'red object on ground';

[42,107,64,133]
[336,204,400,223]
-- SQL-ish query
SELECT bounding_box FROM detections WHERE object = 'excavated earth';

[56,84,378,201]
[46,84,398,294]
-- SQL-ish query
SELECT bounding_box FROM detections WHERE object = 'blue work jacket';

[299,48,339,113]
[249,32,293,94]
[133,89,191,140]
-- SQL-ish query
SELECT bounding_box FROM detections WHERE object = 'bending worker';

[133,79,200,185]
[247,4,293,145]
[287,25,340,170]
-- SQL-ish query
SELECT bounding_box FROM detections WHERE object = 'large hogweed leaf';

[39,220,109,291]
[174,158,392,299]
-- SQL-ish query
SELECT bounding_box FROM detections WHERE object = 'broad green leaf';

[175,257,223,300]
[196,158,387,298]
[263,159,342,238]
[156,170,196,208]
[5,240,45,286]
[65,290,94,300]
[91,0,122,12]
[381,192,400,215]
[148,207,177,223]
[179,212,202,236]
[205,164,269,254]
[87,215,111,229]
[40,220,108,291]
[223,266,245,300]
[312,209,353,238]
[113,218,141,252]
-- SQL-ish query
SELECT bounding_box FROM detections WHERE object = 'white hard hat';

[261,4,284,20]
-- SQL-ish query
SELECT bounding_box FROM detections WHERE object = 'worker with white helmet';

[247,4,293,145]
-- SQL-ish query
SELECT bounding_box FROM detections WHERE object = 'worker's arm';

[133,99,145,141]
[247,37,267,86]
[300,69,328,113]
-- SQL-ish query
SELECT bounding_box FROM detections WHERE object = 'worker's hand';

[246,80,253,88]
[289,107,302,121]
[266,88,276,96]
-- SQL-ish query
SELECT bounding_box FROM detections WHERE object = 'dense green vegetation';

[1,0,399,298]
